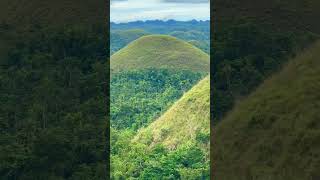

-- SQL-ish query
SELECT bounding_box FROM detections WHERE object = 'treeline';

[111,69,204,130]
[111,20,210,34]
[0,25,108,179]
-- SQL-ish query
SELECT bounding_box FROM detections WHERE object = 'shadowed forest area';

[0,1,109,179]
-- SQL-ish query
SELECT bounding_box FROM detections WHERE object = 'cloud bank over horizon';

[163,0,209,3]
[111,0,210,23]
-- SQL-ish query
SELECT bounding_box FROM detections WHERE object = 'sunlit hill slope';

[135,76,210,150]
[110,35,210,73]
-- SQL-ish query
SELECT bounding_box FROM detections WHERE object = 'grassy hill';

[110,35,210,73]
[212,41,320,179]
[135,76,210,150]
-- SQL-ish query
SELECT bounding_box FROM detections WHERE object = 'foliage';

[0,25,108,179]
[111,131,209,180]
[111,69,204,130]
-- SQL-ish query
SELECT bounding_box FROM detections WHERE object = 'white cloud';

[163,0,209,3]
[111,0,210,22]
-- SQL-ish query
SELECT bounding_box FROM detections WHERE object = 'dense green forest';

[111,69,204,130]
[110,31,210,179]
[0,0,109,179]
[110,75,210,179]
[0,25,108,179]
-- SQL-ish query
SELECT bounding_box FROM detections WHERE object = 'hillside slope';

[110,35,210,73]
[212,41,320,179]
[135,76,210,150]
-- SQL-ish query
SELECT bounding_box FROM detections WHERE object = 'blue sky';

[111,0,210,23]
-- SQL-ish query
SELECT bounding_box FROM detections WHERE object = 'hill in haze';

[212,41,320,179]
[135,76,210,150]
[110,35,210,73]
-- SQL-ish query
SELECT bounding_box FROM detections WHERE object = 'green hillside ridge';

[169,30,208,41]
[213,41,320,179]
[110,29,150,55]
[110,35,210,73]
[111,29,150,39]
[134,75,210,150]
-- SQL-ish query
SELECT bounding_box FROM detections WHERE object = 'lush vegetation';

[110,32,210,179]
[111,69,204,130]
[213,41,320,180]
[111,76,210,179]
[0,25,108,179]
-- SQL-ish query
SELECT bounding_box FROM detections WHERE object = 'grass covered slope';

[213,41,320,179]
[135,76,210,150]
[110,35,210,73]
